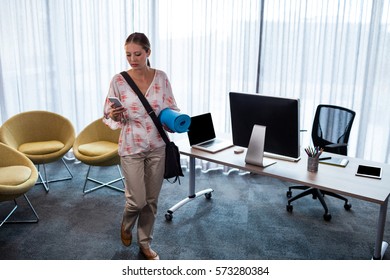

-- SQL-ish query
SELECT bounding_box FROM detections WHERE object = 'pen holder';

[307,157,319,172]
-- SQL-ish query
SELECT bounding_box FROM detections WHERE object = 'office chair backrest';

[311,104,356,156]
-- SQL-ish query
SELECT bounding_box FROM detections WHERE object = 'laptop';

[187,113,233,153]
[245,125,277,168]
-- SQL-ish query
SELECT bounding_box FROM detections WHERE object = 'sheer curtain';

[258,0,390,163]
[0,0,261,172]
[154,0,261,126]
[153,0,261,172]
[1,0,389,165]
[0,0,154,133]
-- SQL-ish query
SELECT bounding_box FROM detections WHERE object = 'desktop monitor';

[229,92,300,161]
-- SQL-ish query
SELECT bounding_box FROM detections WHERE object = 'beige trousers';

[120,145,165,249]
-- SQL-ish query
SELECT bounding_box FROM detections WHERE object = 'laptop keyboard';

[199,139,222,147]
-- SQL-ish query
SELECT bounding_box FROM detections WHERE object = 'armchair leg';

[83,165,125,194]
[36,158,73,192]
[0,194,39,227]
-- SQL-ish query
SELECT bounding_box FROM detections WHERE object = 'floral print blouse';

[103,70,179,156]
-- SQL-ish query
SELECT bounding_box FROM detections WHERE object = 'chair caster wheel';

[344,203,352,210]
[165,213,173,221]
[286,204,293,212]
[286,191,292,198]
[205,192,212,199]
[323,213,332,221]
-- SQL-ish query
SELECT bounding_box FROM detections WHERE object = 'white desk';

[167,140,390,259]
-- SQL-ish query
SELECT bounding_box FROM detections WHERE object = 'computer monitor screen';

[229,92,300,160]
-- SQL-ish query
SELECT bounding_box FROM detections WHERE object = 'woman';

[103,32,179,260]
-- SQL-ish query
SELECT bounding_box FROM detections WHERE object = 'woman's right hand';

[109,105,126,122]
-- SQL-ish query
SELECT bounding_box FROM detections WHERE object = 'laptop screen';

[187,113,216,145]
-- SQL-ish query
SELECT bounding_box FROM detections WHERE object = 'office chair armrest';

[324,143,348,155]
[325,143,347,149]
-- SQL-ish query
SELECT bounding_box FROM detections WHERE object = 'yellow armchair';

[0,110,75,192]
[0,143,39,227]
[73,118,124,194]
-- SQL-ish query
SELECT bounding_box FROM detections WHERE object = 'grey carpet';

[0,158,389,260]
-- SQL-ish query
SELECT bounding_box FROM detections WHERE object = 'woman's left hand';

[163,124,174,133]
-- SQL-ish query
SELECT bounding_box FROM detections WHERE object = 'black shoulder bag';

[120,71,184,184]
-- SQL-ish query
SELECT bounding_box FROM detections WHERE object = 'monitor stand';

[264,151,301,162]
[245,125,277,168]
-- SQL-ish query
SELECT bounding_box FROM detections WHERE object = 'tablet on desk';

[355,165,382,179]
[319,157,349,167]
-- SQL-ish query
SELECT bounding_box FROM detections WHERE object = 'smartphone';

[355,164,382,179]
[108,97,123,108]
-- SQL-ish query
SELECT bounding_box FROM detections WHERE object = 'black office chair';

[286,104,356,221]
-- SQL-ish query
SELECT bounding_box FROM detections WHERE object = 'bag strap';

[120,71,170,144]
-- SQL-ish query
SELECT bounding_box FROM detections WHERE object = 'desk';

[167,140,390,259]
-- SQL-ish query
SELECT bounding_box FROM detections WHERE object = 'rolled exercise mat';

[159,108,191,133]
